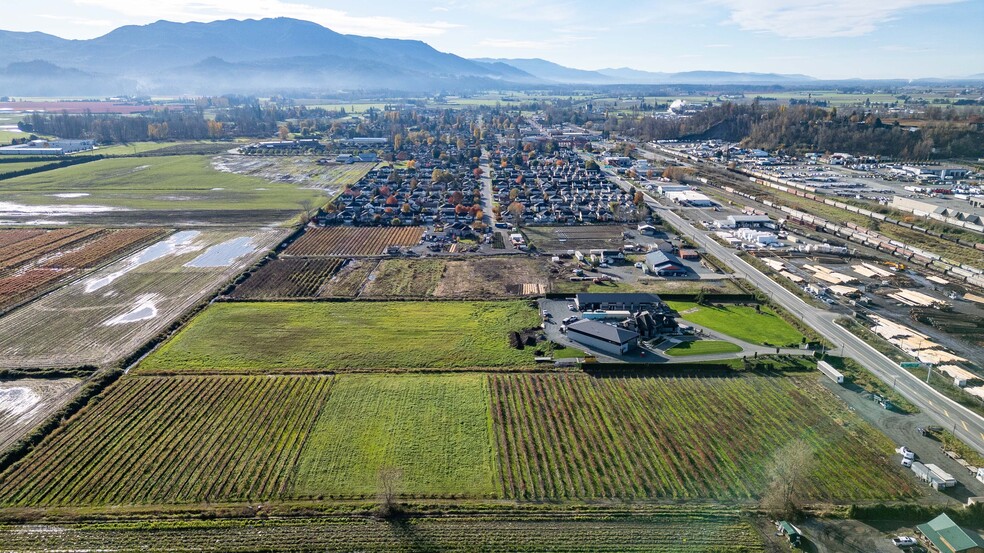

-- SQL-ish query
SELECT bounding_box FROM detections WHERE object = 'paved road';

[600,166,984,454]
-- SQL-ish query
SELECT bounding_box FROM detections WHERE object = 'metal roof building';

[566,319,639,356]
[917,513,984,553]
[574,293,663,313]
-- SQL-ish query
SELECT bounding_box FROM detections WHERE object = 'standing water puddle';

[184,236,255,268]
[0,387,40,416]
[104,295,158,326]
[85,231,202,293]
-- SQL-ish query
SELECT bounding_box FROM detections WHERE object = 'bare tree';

[376,465,403,518]
[761,438,814,520]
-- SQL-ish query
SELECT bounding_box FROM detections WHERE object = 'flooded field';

[0,378,81,451]
[0,228,287,369]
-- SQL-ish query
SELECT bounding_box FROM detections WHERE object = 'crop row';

[0,228,167,311]
[0,228,104,272]
[0,375,334,506]
[42,228,165,269]
[491,373,914,501]
[0,229,45,249]
[0,513,764,552]
[0,268,69,311]
[230,257,346,299]
[284,226,424,256]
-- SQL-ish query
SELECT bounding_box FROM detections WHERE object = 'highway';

[602,167,984,454]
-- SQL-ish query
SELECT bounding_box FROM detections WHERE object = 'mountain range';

[0,18,979,96]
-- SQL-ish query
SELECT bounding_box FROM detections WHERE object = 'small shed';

[778,521,802,546]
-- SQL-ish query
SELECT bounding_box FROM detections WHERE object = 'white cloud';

[711,0,965,38]
[72,0,460,38]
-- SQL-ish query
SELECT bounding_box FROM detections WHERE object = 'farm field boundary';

[0,374,335,507]
[0,228,287,370]
[0,506,765,552]
[0,228,168,313]
[283,226,425,257]
[491,373,915,501]
[136,300,542,373]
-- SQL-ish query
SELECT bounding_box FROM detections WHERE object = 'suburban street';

[602,167,984,455]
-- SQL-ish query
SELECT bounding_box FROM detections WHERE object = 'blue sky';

[4,0,982,79]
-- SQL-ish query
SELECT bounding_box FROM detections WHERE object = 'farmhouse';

[575,292,664,313]
[566,319,639,356]
[916,513,984,553]
[645,251,688,277]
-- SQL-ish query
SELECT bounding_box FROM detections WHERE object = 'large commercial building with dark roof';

[565,319,639,356]
[574,292,663,313]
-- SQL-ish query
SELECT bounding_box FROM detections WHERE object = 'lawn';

[293,374,496,498]
[0,155,328,212]
[667,301,804,346]
[664,340,743,357]
[137,301,543,372]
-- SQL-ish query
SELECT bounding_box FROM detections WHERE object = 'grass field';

[0,155,328,215]
[294,375,496,499]
[668,301,804,346]
[0,506,765,552]
[89,142,181,156]
[0,161,56,175]
[491,373,915,501]
[138,301,542,372]
[664,340,743,357]
[214,156,374,190]
[0,375,334,506]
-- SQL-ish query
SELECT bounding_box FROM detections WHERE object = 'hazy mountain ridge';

[3,17,975,96]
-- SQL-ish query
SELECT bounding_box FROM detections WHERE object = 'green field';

[668,301,804,346]
[89,141,181,156]
[294,374,496,498]
[0,155,328,212]
[138,301,543,372]
[664,340,743,357]
[491,373,916,501]
[0,161,54,175]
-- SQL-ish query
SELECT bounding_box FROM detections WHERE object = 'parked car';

[892,536,917,548]
[567,304,576,311]
[563,316,578,325]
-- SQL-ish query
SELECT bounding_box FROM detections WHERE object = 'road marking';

[944,409,950,418]
[962,420,968,431]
